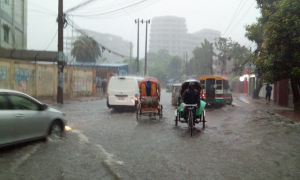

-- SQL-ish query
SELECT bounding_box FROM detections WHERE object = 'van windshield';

[109,79,137,91]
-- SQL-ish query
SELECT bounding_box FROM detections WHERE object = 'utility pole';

[130,42,132,63]
[141,19,150,77]
[57,0,64,104]
[135,19,140,74]
[185,51,188,75]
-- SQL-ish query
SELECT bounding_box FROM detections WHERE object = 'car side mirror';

[40,104,48,110]
[230,88,233,92]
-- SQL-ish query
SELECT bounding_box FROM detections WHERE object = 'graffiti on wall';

[14,68,31,91]
[73,77,87,92]
[0,67,7,80]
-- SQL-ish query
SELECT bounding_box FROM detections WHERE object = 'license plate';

[118,97,125,100]
[215,99,222,103]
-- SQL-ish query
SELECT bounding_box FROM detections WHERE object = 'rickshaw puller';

[181,82,200,121]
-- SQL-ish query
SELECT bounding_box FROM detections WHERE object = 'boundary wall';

[0,58,94,100]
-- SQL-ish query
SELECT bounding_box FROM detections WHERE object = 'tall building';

[149,16,221,60]
[149,16,188,57]
[187,29,221,55]
[0,0,27,49]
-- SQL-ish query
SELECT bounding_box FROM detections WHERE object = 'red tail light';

[200,93,206,98]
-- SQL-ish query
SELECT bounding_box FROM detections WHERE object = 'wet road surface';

[1,90,300,180]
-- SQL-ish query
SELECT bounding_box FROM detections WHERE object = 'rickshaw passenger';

[182,82,200,121]
[146,80,151,96]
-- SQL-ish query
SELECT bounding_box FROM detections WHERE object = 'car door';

[7,94,49,142]
[0,94,16,145]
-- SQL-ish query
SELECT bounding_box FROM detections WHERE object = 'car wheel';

[49,121,63,140]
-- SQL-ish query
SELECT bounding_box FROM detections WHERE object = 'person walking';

[102,78,107,95]
[265,83,272,104]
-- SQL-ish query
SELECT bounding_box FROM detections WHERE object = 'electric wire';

[226,1,255,37]
[67,0,152,18]
[44,30,58,50]
[66,17,130,59]
[65,0,98,14]
[223,0,243,36]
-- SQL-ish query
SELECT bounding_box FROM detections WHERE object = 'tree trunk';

[290,78,300,112]
[252,84,263,99]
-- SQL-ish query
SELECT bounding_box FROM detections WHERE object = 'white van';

[107,76,144,110]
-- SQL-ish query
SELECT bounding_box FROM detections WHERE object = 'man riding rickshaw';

[175,79,206,136]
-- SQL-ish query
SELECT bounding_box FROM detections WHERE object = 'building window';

[3,26,9,43]
[5,0,9,5]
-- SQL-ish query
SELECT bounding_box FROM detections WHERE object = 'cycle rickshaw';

[175,79,206,136]
[136,77,163,119]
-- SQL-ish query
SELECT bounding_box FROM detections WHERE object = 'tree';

[122,58,143,76]
[256,0,300,111]
[214,37,251,77]
[191,39,215,77]
[246,0,300,111]
[245,0,280,99]
[71,36,101,63]
[145,50,183,83]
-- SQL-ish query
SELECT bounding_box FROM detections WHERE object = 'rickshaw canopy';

[139,77,161,99]
[180,79,202,97]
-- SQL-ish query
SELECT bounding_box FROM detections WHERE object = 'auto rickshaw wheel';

[202,111,206,129]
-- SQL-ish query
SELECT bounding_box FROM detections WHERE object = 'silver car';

[0,89,67,147]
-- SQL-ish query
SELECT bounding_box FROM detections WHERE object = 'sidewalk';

[233,93,300,123]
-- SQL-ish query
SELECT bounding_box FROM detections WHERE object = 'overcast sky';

[27,0,261,58]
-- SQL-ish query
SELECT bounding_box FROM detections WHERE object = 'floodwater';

[1,90,299,180]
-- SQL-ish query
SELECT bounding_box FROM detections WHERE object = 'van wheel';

[106,100,111,108]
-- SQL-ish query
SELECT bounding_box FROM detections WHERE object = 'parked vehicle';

[175,80,206,136]
[199,76,233,106]
[171,83,181,106]
[166,83,172,92]
[136,77,163,119]
[107,76,144,110]
[0,89,67,147]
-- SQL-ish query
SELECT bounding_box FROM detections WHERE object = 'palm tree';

[71,36,101,63]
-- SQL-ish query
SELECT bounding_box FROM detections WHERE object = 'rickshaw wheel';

[202,111,206,129]
[189,116,193,137]
[175,115,178,126]
[159,109,163,119]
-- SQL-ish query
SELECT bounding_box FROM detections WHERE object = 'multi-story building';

[149,16,221,61]
[149,16,188,57]
[64,29,132,63]
[0,0,27,49]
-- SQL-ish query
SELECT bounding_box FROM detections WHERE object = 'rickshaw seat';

[141,96,159,108]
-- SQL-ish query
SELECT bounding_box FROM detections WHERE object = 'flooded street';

[1,90,300,180]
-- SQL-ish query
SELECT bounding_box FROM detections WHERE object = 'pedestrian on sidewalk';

[265,83,272,104]
[102,78,107,95]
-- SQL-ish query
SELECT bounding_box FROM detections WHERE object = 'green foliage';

[190,39,215,76]
[258,0,300,82]
[247,0,300,110]
[214,37,251,76]
[71,36,101,63]
[122,58,143,76]
[145,50,183,82]
[245,19,264,46]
